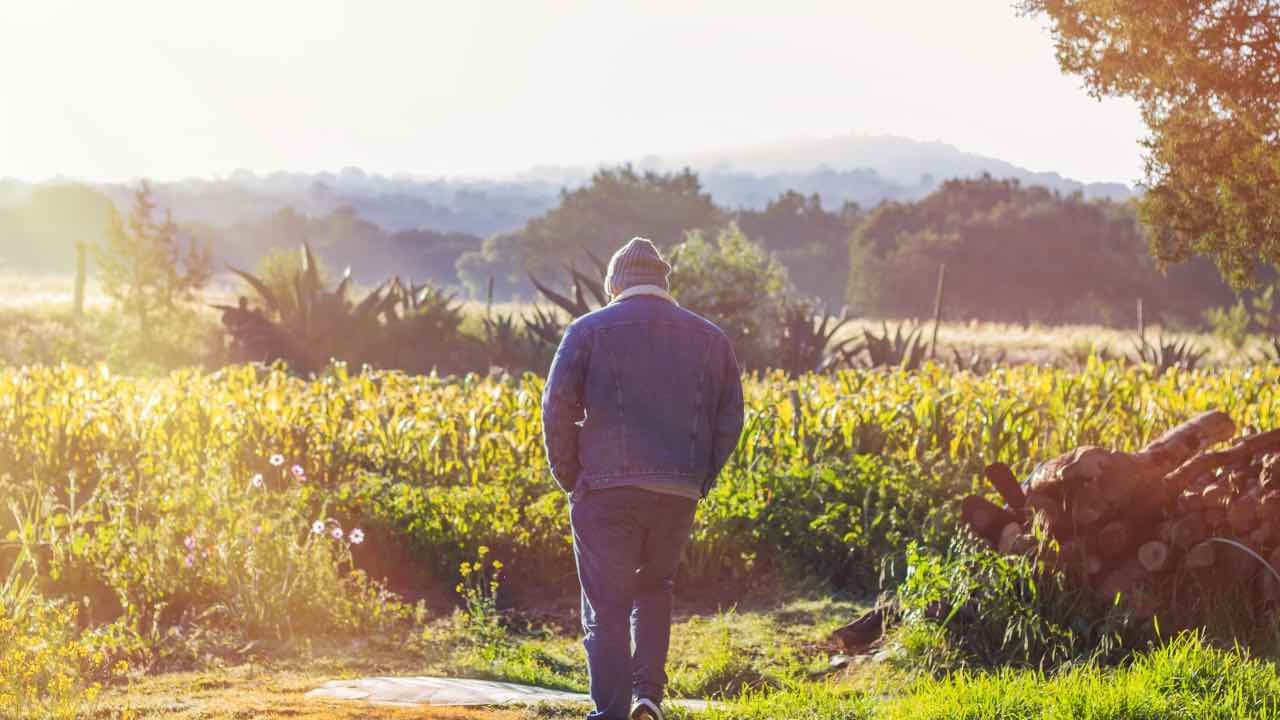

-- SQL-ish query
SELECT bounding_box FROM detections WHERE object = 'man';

[541,237,745,720]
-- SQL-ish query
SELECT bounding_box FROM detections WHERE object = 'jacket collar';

[609,284,678,306]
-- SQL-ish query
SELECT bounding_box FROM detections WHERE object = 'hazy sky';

[1,1,1147,184]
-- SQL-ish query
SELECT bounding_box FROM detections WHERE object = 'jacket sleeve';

[541,319,590,493]
[707,338,745,495]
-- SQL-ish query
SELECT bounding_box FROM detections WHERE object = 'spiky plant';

[857,321,928,371]
[774,299,856,375]
[1132,332,1208,373]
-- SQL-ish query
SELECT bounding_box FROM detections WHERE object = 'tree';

[96,181,212,339]
[848,175,1239,326]
[1019,0,1280,287]
[735,191,860,307]
[517,165,724,279]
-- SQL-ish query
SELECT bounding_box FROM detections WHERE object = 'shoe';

[630,697,664,720]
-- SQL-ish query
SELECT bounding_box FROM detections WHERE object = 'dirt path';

[97,669,527,720]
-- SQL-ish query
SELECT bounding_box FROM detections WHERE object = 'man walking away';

[541,237,745,720]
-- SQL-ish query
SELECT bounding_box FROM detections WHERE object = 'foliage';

[774,299,856,375]
[225,243,470,375]
[849,175,1242,326]
[1019,0,1280,287]
[669,225,790,370]
[856,321,928,371]
[879,632,1280,719]
[1133,332,1208,373]
[894,538,1141,671]
[512,166,725,280]
[1204,300,1253,351]
[95,181,212,340]
[736,190,860,307]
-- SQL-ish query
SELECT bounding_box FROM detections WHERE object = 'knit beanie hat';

[604,237,672,296]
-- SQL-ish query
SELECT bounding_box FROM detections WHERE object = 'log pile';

[962,411,1280,616]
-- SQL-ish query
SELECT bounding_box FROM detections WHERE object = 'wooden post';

[486,275,495,319]
[73,241,87,319]
[1137,298,1145,344]
[930,264,946,359]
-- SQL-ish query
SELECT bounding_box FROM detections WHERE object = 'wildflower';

[291,464,305,478]
[184,554,194,568]
[331,527,344,540]
[349,528,364,545]
[184,536,196,551]
[311,520,325,534]
[250,473,264,488]
[269,454,285,466]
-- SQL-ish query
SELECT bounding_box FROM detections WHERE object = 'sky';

[0,0,1147,185]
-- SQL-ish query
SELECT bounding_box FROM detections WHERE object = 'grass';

[91,609,1280,720]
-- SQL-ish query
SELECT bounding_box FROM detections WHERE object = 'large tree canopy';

[1020,0,1280,286]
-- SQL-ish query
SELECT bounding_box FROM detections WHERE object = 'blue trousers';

[570,486,698,720]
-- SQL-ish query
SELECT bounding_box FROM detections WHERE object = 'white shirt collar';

[609,284,678,305]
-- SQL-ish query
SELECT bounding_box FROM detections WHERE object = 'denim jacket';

[541,292,745,499]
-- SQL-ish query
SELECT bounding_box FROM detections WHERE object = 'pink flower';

[184,536,196,551]
[250,473,264,488]
[330,527,344,541]
[184,554,195,568]
[349,528,365,545]
[311,521,325,535]
[290,465,305,478]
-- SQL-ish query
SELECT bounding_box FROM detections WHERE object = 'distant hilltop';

[0,133,1132,238]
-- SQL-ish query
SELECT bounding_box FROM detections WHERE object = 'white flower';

[311,521,325,535]
[349,528,364,545]
[330,527,344,541]
[269,454,285,467]
[250,473,264,488]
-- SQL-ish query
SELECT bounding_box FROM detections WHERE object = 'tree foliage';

[1019,0,1280,286]
[736,190,861,307]
[95,181,211,338]
[849,176,1240,325]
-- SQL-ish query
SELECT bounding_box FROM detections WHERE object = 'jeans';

[570,486,698,720]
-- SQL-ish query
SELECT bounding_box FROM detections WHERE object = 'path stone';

[306,676,713,711]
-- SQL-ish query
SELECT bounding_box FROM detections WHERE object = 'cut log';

[830,607,885,653]
[1028,452,1079,496]
[1097,560,1146,602]
[1184,542,1216,569]
[1095,521,1132,560]
[1159,512,1208,550]
[1071,490,1109,527]
[983,463,1026,511]
[1228,495,1261,535]
[997,522,1025,555]
[1141,410,1237,473]
[1201,482,1231,508]
[1203,508,1227,529]
[1164,427,1280,491]
[1261,454,1280,491]
[960,495,1020,545]
[1138,541,1170,573]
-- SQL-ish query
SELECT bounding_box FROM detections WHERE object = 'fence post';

[930,264,946,359]
[73,241,87,319]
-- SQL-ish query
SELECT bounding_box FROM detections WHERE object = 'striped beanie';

[604,237,671,296]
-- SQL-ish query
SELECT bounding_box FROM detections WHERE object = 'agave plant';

[855,321,928,371]
[218,243,467,375]
[949,347,1008,374]
[1132,332,1207,373]
[774,299,857,375]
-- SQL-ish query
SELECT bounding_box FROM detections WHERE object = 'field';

[3,356,1280,718]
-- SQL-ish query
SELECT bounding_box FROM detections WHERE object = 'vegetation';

[1020,0,1280,288]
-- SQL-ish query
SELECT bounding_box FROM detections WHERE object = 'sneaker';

[630,697,664,720]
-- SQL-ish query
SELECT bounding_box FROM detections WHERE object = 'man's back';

[542,291,743,500]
